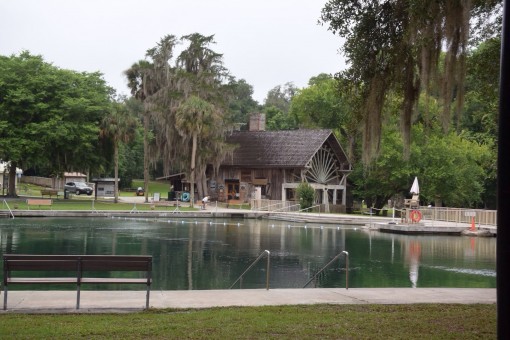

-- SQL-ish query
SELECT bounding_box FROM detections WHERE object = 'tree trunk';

[196,172,206,199]
[190,132,197,208]
[143,110,150,203]
[201,176,208,198]
[7,161,18,197]
[114,142,119,204]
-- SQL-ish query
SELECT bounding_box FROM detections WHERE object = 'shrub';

[296,182,315,210]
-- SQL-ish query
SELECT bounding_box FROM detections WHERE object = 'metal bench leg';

[146,285,150,309]
[77,286,80,309]
[3,286,7,310]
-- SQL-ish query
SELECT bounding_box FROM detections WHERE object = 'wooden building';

[207,114,352,211]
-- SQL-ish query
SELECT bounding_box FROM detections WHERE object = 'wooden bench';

[41,189,59,198]
[26,198,52,210]
[2,254,153,310]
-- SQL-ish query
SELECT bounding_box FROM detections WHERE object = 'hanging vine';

[320,0,502,164]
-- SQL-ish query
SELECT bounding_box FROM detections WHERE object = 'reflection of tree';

[188,224,193,290]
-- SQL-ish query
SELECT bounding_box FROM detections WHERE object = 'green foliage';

[289,74,343,128]
[117,98,145,187]
[225,78,260,127]
[349,116,491,208]
[264,105,297,130]
[118,131,144,188]
[461,37,500,207]
[296,182,315,210]
[288,73,363,160]
[0,51,112,181]
[263,82,297,113]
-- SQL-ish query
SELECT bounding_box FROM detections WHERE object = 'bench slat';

[4,255,151,261]
[8,277,78,284]
[82,261,151,271]
[80,278,151,284]
[5,260,78,271]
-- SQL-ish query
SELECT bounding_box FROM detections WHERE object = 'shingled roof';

[223,129,351,169]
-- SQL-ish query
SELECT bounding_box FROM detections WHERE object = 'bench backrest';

[3,255,152,279]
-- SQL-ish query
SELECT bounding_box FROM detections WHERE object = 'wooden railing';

[251,199,497,227]
[417,207,497,226]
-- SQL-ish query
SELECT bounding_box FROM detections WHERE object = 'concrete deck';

[1,288,496,313]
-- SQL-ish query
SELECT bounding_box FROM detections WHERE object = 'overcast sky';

[0,0,346,103]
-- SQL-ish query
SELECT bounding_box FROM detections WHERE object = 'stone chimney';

[249,113,266,131]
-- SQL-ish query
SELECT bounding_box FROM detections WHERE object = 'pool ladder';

[303,251,349,289]
[229,250,270,290]
[2,200,15,218]
[229,250,349,290]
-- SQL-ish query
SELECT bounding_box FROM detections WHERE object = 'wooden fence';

[20,176,54,188]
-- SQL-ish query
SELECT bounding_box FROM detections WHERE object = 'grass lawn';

[129,179,171,198]
[16,180,172,199]
[0,304,496,339]
[5,180,196,211]
[3,198,196,212]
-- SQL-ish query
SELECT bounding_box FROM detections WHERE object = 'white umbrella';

[410,176,419,195]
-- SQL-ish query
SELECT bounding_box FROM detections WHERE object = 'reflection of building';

[208,114,352,211]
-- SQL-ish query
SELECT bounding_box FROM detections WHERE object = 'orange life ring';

[410,209,422,223]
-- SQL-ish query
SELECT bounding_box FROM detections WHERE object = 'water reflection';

[407,241,421,288]
[0,217,496,289]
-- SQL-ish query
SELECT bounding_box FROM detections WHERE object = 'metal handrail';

[303,251,349,289]
[298,204,322,214]
[252,201,296,212]
[268,203,301,213]
[2,200,15,218]
[229,250,271,290]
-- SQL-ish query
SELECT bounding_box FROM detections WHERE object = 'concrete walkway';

[1,288,496,313]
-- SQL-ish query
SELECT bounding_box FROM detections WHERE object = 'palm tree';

[125,35,179,202]
[126,34,232,206]
[172,34,233,202]
[175,95,216,207]
[125,60,155,203]
[100,102,138,203]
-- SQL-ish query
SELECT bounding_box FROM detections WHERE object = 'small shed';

[92,178,117,198]
[64,172,87,184]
